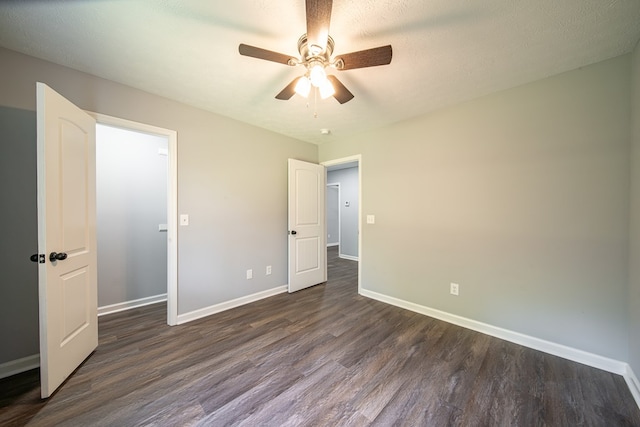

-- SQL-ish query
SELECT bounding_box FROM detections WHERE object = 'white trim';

[0,354,39,379]
[339,254,359,262]
[321,155,362,294]
[98,294,168,316]
[177,286,288,325]
[625,365,640,409]
[360,288,628,375]
[88,112,179,326]
[327,243,339,247]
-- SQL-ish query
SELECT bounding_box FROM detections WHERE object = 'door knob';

[290,230,297,235]
[31,254,45,263]
[49,252,68,262]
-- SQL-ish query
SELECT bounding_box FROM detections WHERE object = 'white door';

[288,159,327,292]
[37,82,98,398]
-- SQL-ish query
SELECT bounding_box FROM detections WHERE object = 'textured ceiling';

[1,0,639,145]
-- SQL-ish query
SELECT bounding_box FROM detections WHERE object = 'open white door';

[288,159,327,292]
[37,83,98,398]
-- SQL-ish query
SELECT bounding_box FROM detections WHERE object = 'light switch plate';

[366,215,375,224]
[180,214,189,226]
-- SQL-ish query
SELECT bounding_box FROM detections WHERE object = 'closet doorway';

[93,114,178,325]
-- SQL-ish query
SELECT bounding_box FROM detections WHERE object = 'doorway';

[91,113,178,326]
[322,155,361,293]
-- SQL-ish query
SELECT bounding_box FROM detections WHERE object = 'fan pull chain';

[304,88,320,119]
[314,87,318,118]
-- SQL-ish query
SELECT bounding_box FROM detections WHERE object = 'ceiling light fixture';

[294,76,311,97]
[318,77,335,99]
[294,60,335,100]
[285,36,338,101]
[309,62,327,87]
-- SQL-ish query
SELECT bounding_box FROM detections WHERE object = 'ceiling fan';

[238,0,392,104]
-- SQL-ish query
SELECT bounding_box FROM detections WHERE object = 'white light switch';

[367,215,375,224]
[180,214,189,226]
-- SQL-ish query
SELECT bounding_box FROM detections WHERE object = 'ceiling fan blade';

[335,45,393,70]
[306,0,333,52]
[275,77,304,100]
[239,44,295,65]
[327,75,354,104]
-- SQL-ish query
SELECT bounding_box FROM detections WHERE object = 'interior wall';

[629,41,640,378]
[320,55,631,361]
[327,185,339,246]
[96,124,168,307]
[327,167,359,258]
[0,106,38,365]
[0,47,317,364]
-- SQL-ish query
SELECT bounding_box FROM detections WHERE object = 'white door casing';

[37,83,98,398]
[288,159,327,292]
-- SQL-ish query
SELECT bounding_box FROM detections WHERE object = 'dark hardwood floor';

[1,247,639,426]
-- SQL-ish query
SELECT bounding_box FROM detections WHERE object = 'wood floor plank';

[1,246,639,426]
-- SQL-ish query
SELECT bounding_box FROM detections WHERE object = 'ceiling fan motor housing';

[294,34,342,70]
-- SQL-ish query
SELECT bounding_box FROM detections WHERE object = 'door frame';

[321,155,361,294]
[89,112,178,326]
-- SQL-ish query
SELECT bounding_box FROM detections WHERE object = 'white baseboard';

[625,365,640,409]
[0,354,39,380]
[98,293,168,316]
[360,289,628,376]
[177,285,288,325]
[339,254,359,262]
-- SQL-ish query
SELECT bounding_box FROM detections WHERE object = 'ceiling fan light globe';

[309,64,327,87]
[294,77,311,98]
[319,78,335,99]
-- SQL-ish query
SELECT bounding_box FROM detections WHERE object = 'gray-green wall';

[630,41,640,381]
[96,125,168,307]
[0,106,38,363]
[320,55,632,361]
[0,47,317,365]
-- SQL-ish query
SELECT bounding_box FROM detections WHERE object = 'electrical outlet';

[450,283,459,296]
[266,265,272,275]
[246,269,253,280]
